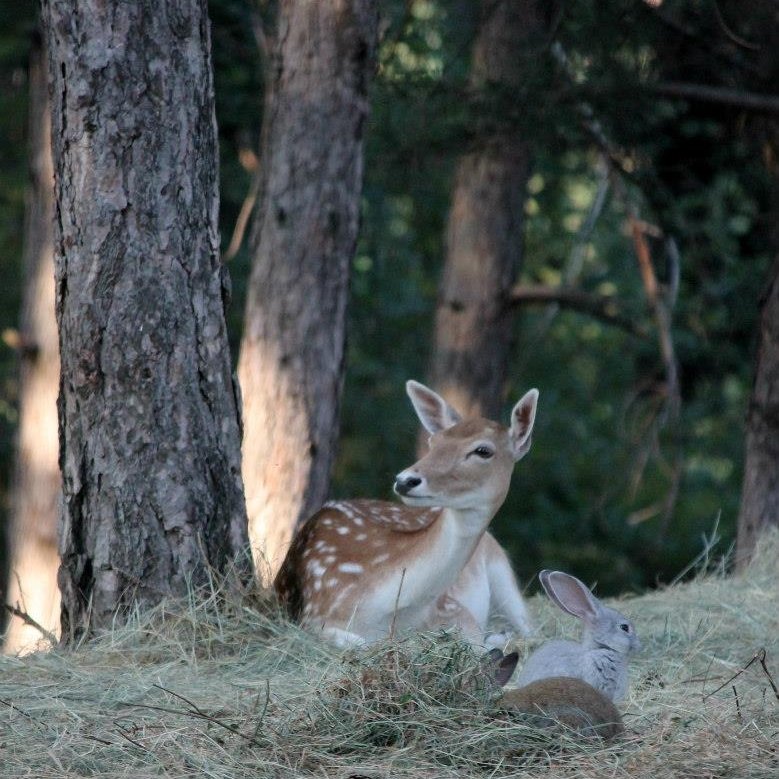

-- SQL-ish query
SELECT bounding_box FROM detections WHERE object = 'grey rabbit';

[515,570,640,701]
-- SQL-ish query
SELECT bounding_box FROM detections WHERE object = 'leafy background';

[0,0,772,596]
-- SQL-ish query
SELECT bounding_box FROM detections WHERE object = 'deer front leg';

[320,625,368,648]
[486,542,534,638]
[423,594,486,648]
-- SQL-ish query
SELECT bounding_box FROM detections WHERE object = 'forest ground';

[0,532,777,778]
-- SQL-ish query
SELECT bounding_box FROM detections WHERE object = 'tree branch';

[2,602,58,647]
[653,82,779,114]
[509,284,647,337]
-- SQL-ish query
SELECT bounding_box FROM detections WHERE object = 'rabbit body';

[515,570,640,702]
[516,638,629,701]
[501,676,624,740]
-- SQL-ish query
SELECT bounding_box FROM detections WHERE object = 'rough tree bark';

[427,0,546,420]
[737,257,779,566]
[238,0,378,580]
[41,0,249,642]
[734,5,779,568]
[3,31,61,655]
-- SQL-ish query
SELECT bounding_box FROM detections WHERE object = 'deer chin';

[396,493,438,507]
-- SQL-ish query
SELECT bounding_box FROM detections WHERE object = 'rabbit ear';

[486,648,504,663]
[484,648,519,687]
[495,651,519,687]
[540,570,600,624]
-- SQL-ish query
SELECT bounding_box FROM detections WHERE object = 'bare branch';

[653,82,779,114]
[2,602,58,647]
[713,0,761,51]
[510,284,648,337]
[552,40,685,533]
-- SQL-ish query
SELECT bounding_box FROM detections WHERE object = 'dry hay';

[0,530,777,779]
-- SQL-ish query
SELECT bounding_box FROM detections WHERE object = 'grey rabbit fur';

[515,570,640,701]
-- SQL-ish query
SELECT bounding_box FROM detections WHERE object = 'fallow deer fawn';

[274,380,538,647]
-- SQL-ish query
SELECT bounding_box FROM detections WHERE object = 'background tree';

[3,29,60,655]
[42,0,249,642]
[728,2,779,566]
[237,0,378,579]
[738,257,779,564]
[427,0,547,420]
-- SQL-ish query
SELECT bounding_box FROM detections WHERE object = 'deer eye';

[470,445,494,459]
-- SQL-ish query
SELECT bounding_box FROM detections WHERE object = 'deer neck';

[401,503,497,599]
[438,503,497,539]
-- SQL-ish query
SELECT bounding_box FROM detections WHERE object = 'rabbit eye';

[620,623,631,633]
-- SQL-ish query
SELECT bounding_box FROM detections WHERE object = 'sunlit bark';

[238,0,378,581]
[3,32,60,655]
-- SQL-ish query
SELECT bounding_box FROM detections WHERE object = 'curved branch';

[510,284,647,337]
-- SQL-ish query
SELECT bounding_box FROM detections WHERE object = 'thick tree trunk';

[737,255,779,567]
[3,32,61,655]
[238,0,378,580]
[427,0,545,420]
[42,0,249,642]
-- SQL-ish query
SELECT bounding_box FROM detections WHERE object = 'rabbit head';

[539,570,641,656]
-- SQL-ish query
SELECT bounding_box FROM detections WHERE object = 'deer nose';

[394,474,423,496]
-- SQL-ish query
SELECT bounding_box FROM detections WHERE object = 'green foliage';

[334,0,775,594]
[0,0,774,597]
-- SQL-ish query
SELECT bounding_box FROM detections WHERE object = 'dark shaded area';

[1,0,776,602]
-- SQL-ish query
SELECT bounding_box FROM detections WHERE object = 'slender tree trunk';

[3,31,61,655]
[737,255,779,567]
[41,0,249,643]
[238,0,378,580]
[427,0,545,420]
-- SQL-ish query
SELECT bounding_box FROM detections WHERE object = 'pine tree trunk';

[427,0,545,420]
[238,0,378,580]
[41,0,249,642]
[3,31,61,655]
[737,255,779,567]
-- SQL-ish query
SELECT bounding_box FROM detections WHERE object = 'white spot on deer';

[314,540,327,551]
[355,533,367,541]
[336,526,350,535]
[338,562,363,575]
[325,577,340,588]
[352,516,364,526]
[313,579,322,592]
[308,561,326,578]
[321,518,333,527]
[372,553,390,564]
[323,555,336,565]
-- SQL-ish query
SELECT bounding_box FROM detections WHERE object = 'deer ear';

[509,388,538,460]
[406,380,462,434]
